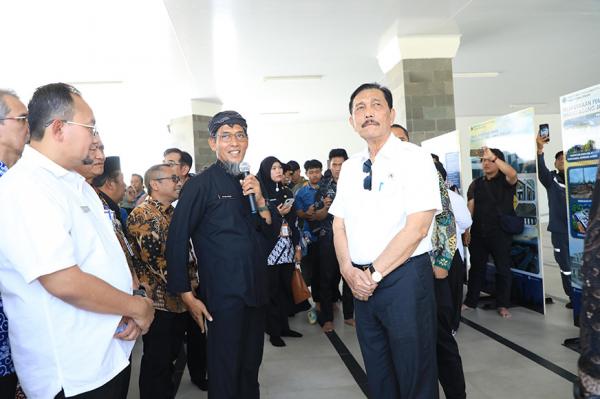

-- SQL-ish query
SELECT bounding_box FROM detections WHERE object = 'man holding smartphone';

[315,148,355,332]
[536,131,572,306]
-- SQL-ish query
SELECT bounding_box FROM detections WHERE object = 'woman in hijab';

[257,156,303,347]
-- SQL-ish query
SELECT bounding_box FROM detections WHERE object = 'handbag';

[291,265,311,304]
[480,177,524,235]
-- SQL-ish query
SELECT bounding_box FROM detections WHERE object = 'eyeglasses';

[363,159,372,191]
[45,119,99,137]
[217,132,248,142]
[154,175,180,183]
[0,116,28,124]
[164,160,181,167]
[63,120,99,137]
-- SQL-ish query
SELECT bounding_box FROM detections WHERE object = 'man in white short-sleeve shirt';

[0,83,154,399]
[330,83,441,399]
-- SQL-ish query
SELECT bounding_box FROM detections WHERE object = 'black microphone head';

[239,162,251,175]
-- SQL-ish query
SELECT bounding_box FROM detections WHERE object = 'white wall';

[243,118,366,173]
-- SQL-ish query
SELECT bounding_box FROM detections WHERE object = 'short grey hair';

[0,89,19,123]
[144,164,170,196]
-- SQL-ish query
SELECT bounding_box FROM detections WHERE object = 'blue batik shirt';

[0,160,15,377]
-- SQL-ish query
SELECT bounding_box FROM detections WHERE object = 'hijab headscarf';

[257,156,293,207]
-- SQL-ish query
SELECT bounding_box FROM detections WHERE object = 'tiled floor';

[127,225,580,398]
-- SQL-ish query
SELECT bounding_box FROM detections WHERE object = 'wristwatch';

[133,288,147,298]
[368,264,383,283]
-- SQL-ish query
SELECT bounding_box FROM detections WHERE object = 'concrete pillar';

[379,35,460,145]
[167,99,221,173]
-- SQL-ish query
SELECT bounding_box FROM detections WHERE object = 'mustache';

[82,157,93,166]
[362,119,379,128]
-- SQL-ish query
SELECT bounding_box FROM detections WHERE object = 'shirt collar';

[358,133,398,163]
[0,160,7,177]
[147,196,174,215]
[23,145,84,182]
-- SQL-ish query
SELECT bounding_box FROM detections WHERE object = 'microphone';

[239,162,257,214]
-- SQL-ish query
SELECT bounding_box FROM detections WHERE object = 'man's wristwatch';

[133,288,147,298]
[368,264,383,283]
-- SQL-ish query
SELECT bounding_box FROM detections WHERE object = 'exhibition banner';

[560,83,600,322]
[422,130,461,192]
[470,108,544,313]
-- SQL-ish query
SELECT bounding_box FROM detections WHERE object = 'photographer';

[314,149,354,332]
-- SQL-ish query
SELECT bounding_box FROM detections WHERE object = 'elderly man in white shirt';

[0,83,154,399]
[330,83,442,399]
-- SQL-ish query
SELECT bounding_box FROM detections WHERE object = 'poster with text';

[470,108,544,313]
[560,83,600,323]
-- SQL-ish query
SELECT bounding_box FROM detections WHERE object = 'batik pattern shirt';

[579,168,600,396]
[97,192,137,277]
[0,160,15,377]
[128,197,197,312]
[430,172,457,270]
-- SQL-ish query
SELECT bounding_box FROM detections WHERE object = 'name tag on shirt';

[217,194,235,200]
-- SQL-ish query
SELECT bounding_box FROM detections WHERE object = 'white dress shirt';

[330,134,442,264]
[0,146,134,398]
[448,189,472,261]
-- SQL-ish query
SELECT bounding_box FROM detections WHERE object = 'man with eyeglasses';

[127,164,198,398]
[166,110,274,399]
[329,83,441,398]
[0,83,155,398]
[0,89,28,399]
[164,148,194,185]
[162,147,208,390]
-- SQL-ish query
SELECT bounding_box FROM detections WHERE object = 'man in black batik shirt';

[166,110,275,399]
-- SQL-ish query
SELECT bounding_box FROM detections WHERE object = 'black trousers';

[447,250,466,331]
[318,235,354,323]
[54,365,131,399]
[301,241,320,302]
[185,312,208,385]
[465,229,513,308]
[0,373,17,399]
[207,301,265,399]
[435,277,466,399]
[551,232,572,299]
[355,254,438,399]
[266,263,294,337]
[139,310,187,399]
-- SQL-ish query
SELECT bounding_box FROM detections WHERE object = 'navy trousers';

[354,254,438,399]
[207,301,265,399]
[551,232,572,299]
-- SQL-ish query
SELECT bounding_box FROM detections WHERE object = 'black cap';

[208,110,247,138]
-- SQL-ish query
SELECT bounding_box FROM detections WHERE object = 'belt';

[351,252,427,270]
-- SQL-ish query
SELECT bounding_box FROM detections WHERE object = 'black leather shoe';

[281,329,303,338]
[270,336,286,347]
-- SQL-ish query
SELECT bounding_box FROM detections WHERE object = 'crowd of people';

[0,81,597,399]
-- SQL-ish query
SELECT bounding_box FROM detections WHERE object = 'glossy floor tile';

[125,225,579,398]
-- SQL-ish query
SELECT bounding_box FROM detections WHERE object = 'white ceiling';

[163,0,600,122]
[1,0,599,135]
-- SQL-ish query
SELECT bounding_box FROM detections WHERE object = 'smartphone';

[283,198,295,207]
[470,148,484,157]
[539,124,550,141]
